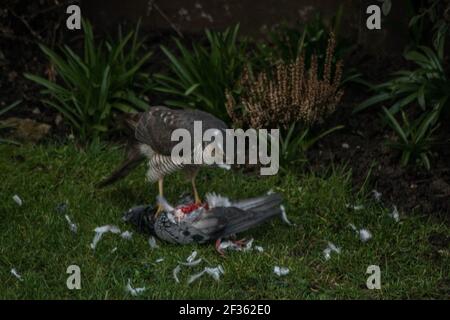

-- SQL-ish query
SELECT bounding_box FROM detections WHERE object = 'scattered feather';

[94,225,121,234]
[187,270,206,284]
[111,247,117,253]
[90,225,121,250]
[372,190,382,202]
[346,204,364,210]
[273,266,289,276]
[148,236,159,249]
[280,205,294,226]
[155,258,164,263]
[120,231,133,240]
[254,245,264,253]
[188,265,224,284]
[390,206,400,222]
[217,164,231,170]
[359,229,372,242]
[349,224,372,242]
[173,265,181,283]
[11,268,23,281]
[205,265,225,280]
[64,214,78,233]
[180,259,202,267]
[12,195,23,206]
[186,251,198,263]
[323,242,341,260]
[125,279,146,296]
[180,250,202,266]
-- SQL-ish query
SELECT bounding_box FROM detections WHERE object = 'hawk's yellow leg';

[191,176,202,205]
[155,178,164,216]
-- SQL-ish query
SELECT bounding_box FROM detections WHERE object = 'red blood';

[179,203,207,214]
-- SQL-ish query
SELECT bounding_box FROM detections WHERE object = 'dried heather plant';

[226,33,344,129]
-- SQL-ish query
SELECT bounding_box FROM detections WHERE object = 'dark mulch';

[308,85,450,221]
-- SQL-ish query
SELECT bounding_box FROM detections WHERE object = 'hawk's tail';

[96,143,145,188]
[96,112,144,188]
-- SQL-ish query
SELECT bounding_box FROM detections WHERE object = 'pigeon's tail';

[96,143,144,188]
[218,193,284,238]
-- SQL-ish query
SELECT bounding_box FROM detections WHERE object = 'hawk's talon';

[194,195,202,205]
[155,203,164,217]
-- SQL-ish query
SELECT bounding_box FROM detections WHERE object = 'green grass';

[0,143,448,299]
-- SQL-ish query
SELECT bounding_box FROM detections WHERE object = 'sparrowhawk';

[97,106,228,214]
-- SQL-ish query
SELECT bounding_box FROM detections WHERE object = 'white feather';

[12,195,23,206]
[359,229,372,242]
[173,265,181,283]
[125,279,146,296]
[280,205,294,226]
[390,206,400,222]
[120,231,133,240]
[187,265,224,284]
[323,242,341,260]
[64,214,78,233]
[11,268,23,281]
[205,193,231,208]
[273,266,289,276]
[148,236,159,249]
[180,259,203,267]
[90,225,121,250]
[186,251,198,263]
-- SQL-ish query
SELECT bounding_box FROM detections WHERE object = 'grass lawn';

[0,142,449,299]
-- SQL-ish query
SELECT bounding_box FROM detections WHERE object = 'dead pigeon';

[123,193,283,252]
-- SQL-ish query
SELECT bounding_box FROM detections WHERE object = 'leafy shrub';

[408,0,450,54]
[355,41,449,115]
[25,20,152,142]
[253,6,360,88]
[226,34,344,169]
[383,107,440,170]
[278,123,343,170]
[226,34,343,129]
[154,25,246,121]
[356,1,449,170]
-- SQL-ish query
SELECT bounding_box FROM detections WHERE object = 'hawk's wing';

[135,106,228,156]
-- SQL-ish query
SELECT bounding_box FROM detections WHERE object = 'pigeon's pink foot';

[215,238,225,256]
[215,238,248,256]
[232,238,247,247]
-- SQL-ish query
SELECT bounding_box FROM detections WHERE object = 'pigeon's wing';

[192,193,283,240]
[135,107,228,156]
